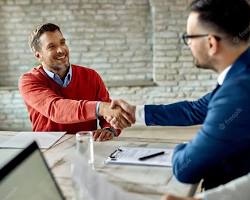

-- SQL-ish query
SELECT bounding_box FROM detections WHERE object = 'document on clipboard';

[105,147,173,167]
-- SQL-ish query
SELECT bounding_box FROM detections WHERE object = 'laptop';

[0,141,65,200]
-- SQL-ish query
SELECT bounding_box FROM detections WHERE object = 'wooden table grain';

[0,126,200,200]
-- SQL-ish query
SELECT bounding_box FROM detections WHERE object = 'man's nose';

[57,46,64,54]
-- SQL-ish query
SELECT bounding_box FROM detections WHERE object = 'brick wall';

[0,0,217,131]
[0,0,153,85]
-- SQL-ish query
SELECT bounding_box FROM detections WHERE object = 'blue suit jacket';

[145,48,250,189]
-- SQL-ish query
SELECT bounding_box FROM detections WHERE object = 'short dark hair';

[29,23,61,52]
[190,0,250,43]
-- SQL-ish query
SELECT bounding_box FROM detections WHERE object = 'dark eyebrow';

[46,42,55,48]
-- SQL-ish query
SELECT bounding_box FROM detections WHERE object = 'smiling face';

[35,30,70,79]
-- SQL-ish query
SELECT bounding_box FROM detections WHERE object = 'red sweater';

[19,64,111,134]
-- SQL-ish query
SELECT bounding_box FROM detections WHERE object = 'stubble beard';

[193,55,215,71]
[50,57,70,78]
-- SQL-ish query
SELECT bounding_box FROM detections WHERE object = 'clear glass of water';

[72,131,95,200]
[75,131,94,169]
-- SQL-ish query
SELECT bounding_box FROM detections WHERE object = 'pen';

[138,151,165,161]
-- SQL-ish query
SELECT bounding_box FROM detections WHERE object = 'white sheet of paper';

[72,154,144,200]
[0,132,66,149]
[105,147,173,167]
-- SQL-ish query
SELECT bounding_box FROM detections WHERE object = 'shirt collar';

[43,65,72,87]
[217,65,232,85]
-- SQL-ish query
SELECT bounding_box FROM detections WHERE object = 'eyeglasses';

[182,32,221,45]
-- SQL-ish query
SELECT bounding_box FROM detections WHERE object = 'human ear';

[35,51,42,62]
[207,35,219,56]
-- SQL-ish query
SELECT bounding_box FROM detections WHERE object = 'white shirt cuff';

[195,192,205,199]
[96,101,101,117]
[135,105,146,125]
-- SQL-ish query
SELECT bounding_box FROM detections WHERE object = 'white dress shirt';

[195,173,250,200]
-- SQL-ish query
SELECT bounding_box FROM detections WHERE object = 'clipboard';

[105,147,173,167]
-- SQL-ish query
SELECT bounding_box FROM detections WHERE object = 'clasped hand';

[99,99,136,129]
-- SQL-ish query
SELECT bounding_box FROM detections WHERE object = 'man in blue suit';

[106,0,250,190]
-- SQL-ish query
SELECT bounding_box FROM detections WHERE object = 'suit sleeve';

[19,73,97,124]
[172,82,250,183]
[145,92,212,126]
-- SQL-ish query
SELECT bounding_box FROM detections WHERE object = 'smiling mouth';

[56,55,67,60]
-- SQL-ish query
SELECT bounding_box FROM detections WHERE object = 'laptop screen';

[0,141,65,200]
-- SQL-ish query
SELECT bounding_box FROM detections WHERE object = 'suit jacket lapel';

[223,48,250,83]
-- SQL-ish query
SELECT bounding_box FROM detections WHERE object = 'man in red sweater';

[19,23,133,141]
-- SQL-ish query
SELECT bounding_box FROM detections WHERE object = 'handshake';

[99,99,136,129]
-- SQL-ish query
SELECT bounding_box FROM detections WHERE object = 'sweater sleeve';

[94,72,121,135]
[19,72,97,124]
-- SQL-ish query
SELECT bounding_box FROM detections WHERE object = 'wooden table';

[0,126,199,200]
